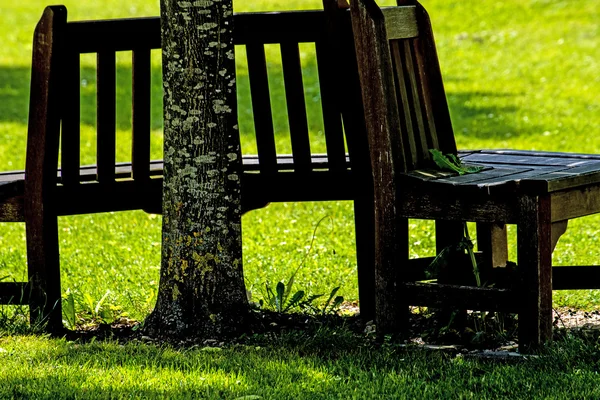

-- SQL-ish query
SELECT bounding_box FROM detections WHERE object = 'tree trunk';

[144,0,248,338]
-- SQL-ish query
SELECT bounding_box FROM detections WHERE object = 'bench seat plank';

[0,153,353,223]
[404,150,600,194]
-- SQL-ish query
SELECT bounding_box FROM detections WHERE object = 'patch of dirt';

[57,304,600,350]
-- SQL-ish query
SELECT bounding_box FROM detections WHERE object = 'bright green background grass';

[1,0,600,321]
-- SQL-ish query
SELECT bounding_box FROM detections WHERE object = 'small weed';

[61,289,126,328]
[258,216,343,314]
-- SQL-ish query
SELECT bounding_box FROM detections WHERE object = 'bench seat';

[0,153,357,223]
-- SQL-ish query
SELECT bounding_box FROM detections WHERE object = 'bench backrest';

[351,0,456,172]
[26,5,368,189]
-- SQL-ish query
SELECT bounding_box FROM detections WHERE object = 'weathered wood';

[334,4,376,320]
[550,185,600,221]
[402,282,520,312]
[315,40,347,173]
[390,41,418,167]
[60,50,80,185]
[476,222,508,269]
[132,48,152,182]
[351,0,409,334]
[462,152,600,167]
[280,41,311,173]
[381,6,418,39]
[395,182,520,223]
[96,50,117,184]
[399,40,429,166]
[65,12,336,53]
[517,195,553,349]
[24,6,66,332]
[246,43,278,175]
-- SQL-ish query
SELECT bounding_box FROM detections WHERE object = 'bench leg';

[26,214,62,333]
[353,196,376,321]
[435,220,468,328]
[517,195,553,352]
[476,222,508,270]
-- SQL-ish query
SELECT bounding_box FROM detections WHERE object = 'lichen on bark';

[144,0,248,338]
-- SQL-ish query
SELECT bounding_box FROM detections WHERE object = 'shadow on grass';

[3,330,600,398]
[446,91,535,141]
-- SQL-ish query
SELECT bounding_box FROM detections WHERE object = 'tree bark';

[144,0,248,338]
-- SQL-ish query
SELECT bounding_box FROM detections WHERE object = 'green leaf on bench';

[429,149,484,175]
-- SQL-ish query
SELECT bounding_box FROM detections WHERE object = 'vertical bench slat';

[61,50,81,185]
[390,41,417,168]
[409,40,439,152]
[246,43,277,174]
[410,8,456,155]
[400,41,429,165]
[315,40,347,172]
[132,48,151,181]
[280,41,311,173]
[96,50,116,183]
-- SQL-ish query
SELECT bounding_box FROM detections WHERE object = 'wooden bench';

[352,0,600,350]
[0,3,376,330]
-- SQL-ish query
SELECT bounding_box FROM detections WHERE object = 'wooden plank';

[434,167,527,186]
[477,149,600,161]
[246,43,277,174]
[395,180,520,223]
[315,39,347,173]
[462,152,600,167]
[476,222,508,269]
[24,5,66,332]
[54,170,359,216]
[60,50,81,186]
[517,195,553,350]
[234,11,328,45]
[351,0,410,334]
[0,282,28,305]
[472,165,568,186]
[551,184,600,222]
[96,50,116,183]
[401,282,520,312]
[280,41,311,173]
[65,11,333,53]
[335,11,370,177]
[523,164,600,192]
[353,195,377,320]
[381,6,418,39]
[132,48,152,182]
[390,41,418,167]
[409,2,456,155]
[400,40,429,166]
[552,266,600,290]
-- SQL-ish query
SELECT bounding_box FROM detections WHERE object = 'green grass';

[2,332,600,399]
